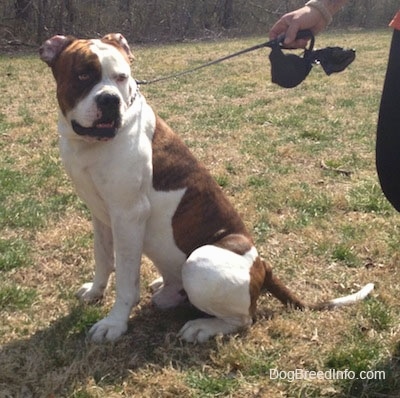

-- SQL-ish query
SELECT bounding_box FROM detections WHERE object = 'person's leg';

[376,28,400,211]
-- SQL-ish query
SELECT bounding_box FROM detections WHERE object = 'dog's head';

[40,33,136,141]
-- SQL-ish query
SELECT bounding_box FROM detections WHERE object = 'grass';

[0,285,37,311]
[1,30,400,397]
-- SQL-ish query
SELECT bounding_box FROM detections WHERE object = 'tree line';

[1,0,399,46]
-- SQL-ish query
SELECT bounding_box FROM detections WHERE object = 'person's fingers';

[291,38,309,49]
[268,19,289,40]
[283,21,300,45]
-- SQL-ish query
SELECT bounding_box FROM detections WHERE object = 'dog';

[39,33,374,343]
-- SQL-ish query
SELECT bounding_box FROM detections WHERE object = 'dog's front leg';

[89,200,149,342]
[76,216,114,303]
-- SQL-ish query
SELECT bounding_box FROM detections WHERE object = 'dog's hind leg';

[179,243,256,343]
[150,277,188,309]
[76,216,114,303]
[147,256,188,309]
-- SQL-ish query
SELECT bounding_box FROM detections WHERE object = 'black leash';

[135,41,270,85]
[135,30,355,88]
[135,31,313,85]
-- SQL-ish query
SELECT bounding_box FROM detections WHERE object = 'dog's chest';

[62,150,111,223]
[60,132,154,226]
[60,126,189,273]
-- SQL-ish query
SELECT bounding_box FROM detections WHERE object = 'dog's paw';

[178,318,240,343]
[76,282,104,304]
[178,319,217,343]
[149,277,163,293]
[88,317,128,343]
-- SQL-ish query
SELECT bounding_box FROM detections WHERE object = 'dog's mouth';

[71,118,121,140]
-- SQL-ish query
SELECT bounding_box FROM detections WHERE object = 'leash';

[135,30,355,88]
[135,31,313,85]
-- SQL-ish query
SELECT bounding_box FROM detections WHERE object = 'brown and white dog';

[39,33,373,343]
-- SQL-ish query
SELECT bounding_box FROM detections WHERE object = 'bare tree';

[15,0,32,21]
[216,0,234,29]
[1,0,399,45]
[64,0,75,32]
[36,0,47,43]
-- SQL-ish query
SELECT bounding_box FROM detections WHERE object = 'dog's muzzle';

[72,93,122,140]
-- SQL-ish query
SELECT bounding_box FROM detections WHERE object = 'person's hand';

[269,6,329,48]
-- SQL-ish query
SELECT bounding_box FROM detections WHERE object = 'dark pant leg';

[376,29,400,211]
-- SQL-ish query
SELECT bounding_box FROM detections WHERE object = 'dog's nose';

[95,93,121,109]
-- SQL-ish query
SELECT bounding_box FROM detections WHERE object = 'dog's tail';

[262,261,374,311]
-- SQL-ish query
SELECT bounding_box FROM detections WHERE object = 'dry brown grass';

[1,30,399,397]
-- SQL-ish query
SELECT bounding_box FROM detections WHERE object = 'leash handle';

[276,29,314,46]
[270,29,314,51]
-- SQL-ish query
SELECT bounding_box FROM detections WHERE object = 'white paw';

[88,317,128,343]
[178,318,239,343]
[149,277,163,293]
[76,282,104,304]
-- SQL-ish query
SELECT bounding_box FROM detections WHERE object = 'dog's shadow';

[2,300,400,397]
[0,300,218,396]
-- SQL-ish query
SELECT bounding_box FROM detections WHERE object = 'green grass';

[0,30,399,397]
[347,180,393,214]
[186,371,240,396]
[326,340,382,375]
[362,298,393,332]
[0,238,31,271]
[0,285,37,311]
[331,243,359,267]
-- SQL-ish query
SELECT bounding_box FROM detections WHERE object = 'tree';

[15,0,32,21]
[1,0,399,45]
[216,0,234,29]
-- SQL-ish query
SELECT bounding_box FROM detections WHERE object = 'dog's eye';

[116,74,128,83]
[78,73,91,81]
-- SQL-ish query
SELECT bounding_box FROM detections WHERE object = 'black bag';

[269,30,356,88]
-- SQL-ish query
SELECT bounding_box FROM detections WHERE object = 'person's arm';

[269,0,349,47]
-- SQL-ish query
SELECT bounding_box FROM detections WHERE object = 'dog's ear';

[102,33,134,62]
[39,35,76,66]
